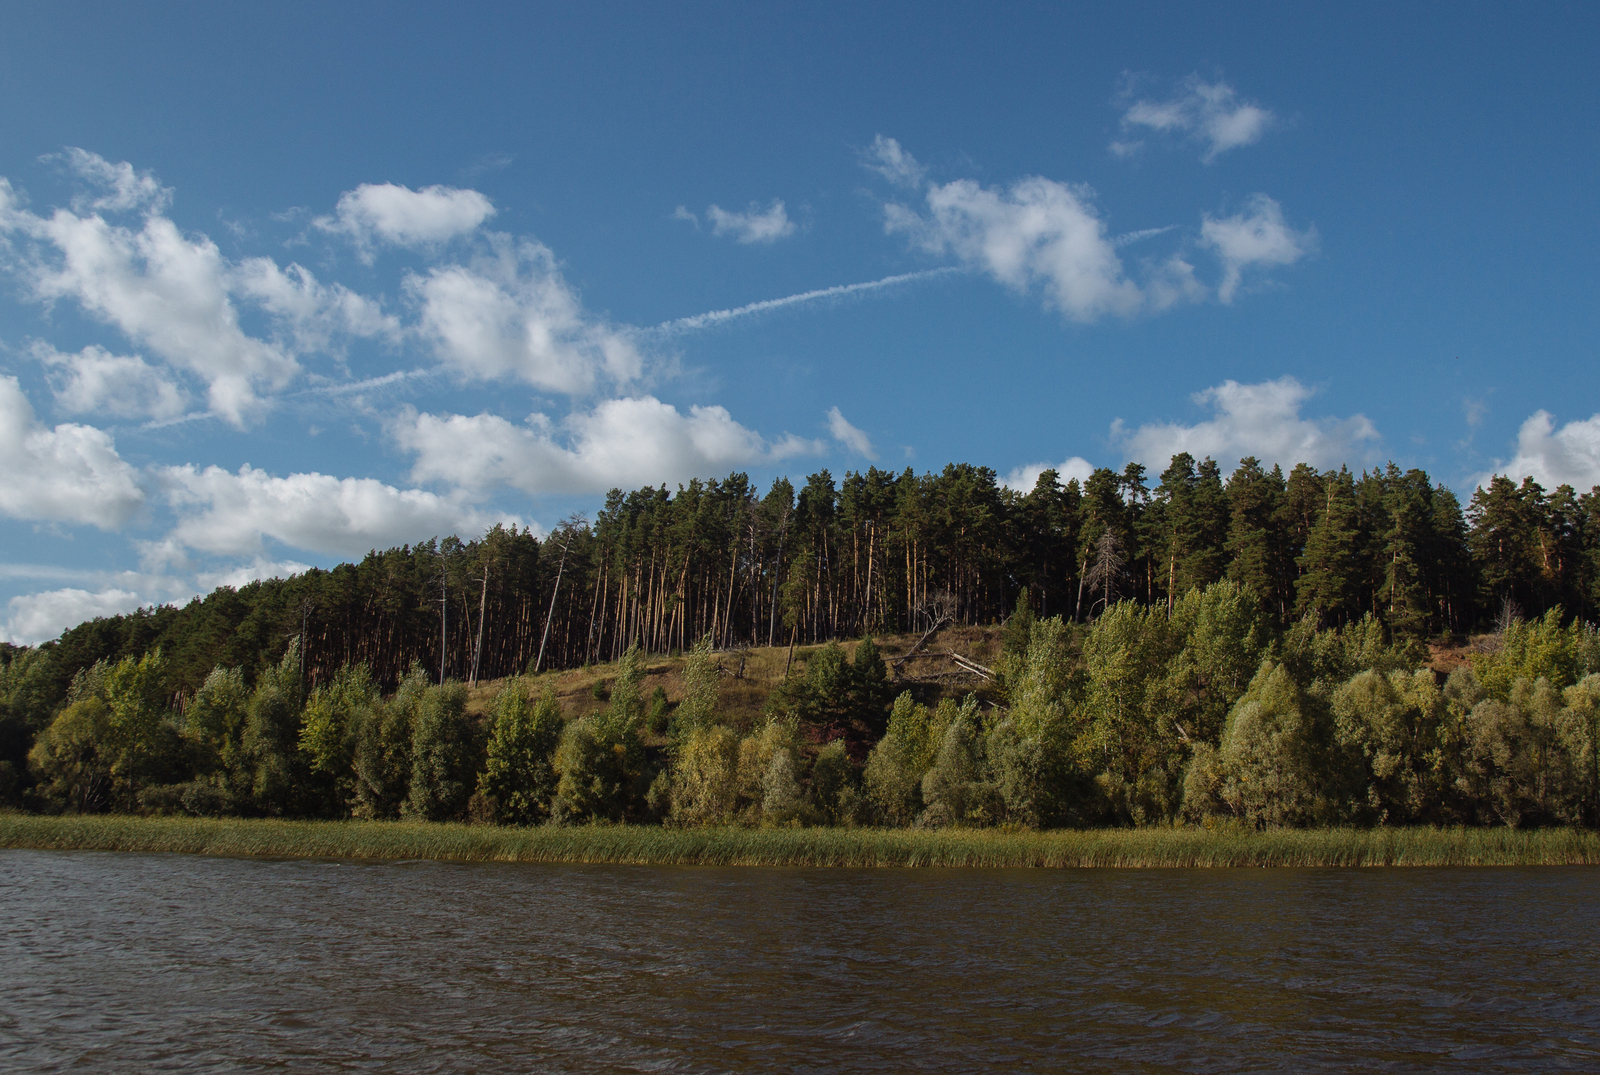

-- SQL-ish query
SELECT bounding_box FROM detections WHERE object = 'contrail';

[1113,225,1178,248]
[649,266,960,336]
[309,367,443,396]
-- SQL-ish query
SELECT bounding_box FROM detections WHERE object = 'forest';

[4,453,1600,830]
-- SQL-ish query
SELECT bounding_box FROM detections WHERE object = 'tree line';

[11,592,1600,829]
[3,452,1600,823]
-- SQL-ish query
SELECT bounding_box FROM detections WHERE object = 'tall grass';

[4,815,1599,867]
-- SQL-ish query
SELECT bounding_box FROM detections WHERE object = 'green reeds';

[4,815,1599,867]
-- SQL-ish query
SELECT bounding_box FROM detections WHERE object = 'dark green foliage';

[478,681,563,825]
[9,450,1600,832]
[1001,588,1035,665]
[405,680,477,821]
[773,637,892,746]
[647,686,671,734]
[353,666,427,819]
[243,642,308,815]
[27,698,116,813]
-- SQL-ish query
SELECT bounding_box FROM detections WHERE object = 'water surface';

[2,850,1597,1072]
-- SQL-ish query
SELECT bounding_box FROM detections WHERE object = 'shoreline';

[3,815,1599,867]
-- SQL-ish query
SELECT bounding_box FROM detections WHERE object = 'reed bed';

[4,814,1599,867]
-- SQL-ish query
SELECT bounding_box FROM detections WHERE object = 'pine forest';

[6,454,1600,832]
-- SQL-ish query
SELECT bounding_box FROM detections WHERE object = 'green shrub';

[478,679,563,825]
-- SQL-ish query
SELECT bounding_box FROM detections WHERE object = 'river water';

[2,851,1598,1073]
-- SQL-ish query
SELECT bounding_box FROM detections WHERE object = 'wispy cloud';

[1200,195,1317,302]
[862,134,927,188]
[1117,76,1276,163]
[703,199,796,244]
[827,407,876,460]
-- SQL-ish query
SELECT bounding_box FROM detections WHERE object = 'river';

[2,850,1598,1072]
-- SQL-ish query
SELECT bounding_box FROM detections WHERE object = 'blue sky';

[1,1,1597,642]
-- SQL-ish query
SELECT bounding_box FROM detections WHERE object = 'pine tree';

[1296,470,1361,624]
[1225,457,1287,619]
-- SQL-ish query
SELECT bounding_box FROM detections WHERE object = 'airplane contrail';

[1113,225,1178,248]
[648,266,961,336]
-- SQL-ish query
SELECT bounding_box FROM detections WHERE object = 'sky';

[1,1,1598,643]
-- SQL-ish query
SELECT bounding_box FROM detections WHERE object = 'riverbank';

[4,815,1599,867]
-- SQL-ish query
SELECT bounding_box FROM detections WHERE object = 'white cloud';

[1476,411,1600,492]
[0,375,145,527]
[1200,195,1316,303]
[34,342,188,420]
[395,396,820,497]
[863,135,927,188]
[193,557,313,593]
[875,138,1312,315]
[888,175,1144,321]
[316,182,495,259]
[2,587,146,645]
[827,406,876,460]
[1001,456,1095,493]
[1113,377,1379,471]
[407,236,642,392]
[0,154,300,425]
[1119,77,1275,162]
[157,463,515,559]
[55,147,172,213]
[231,258,399,353]
[706,200,795,244]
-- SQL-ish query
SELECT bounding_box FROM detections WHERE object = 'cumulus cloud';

[1113,377,1379,471]
[316,182,495,259]
[2,586,146,645]
[157,463,515,559]
[0,152,302,424]
[862,135,927,189]
[34,342,188,420]
[1200,195,1316,303]
[705,200,795,244]
[394,396,820,497]
[1001,456,1095,493]
[1119,77,1276,162]
[0,375,145,527]
[888,175,1144,321]
[827,406,876,459]
[231,258,399,353]
[53,147,172,213]
[407,236,642,393]
[874,137,1313,315]
[1476,411,1600,492]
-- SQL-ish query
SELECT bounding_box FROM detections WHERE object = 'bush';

[919,696,997,827]
[672,633,720,738]
[1330,668,1443,823]
[27,698,115,813]
[1211,661,1328,827]
[761,747,803,825]
[478,679,563,825]
[405,680,477,822]
[670,724,741,825]
[352,666,427,819]
[553,707,647,823]
[807,739,856,825]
